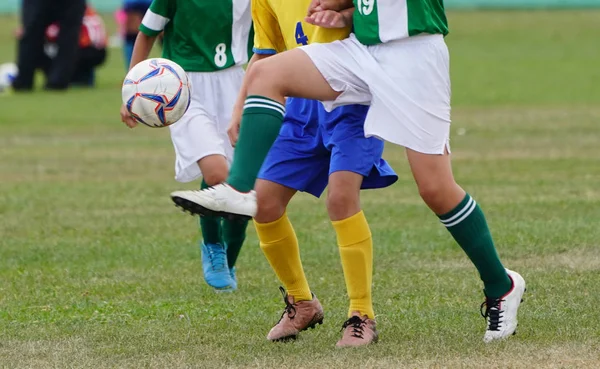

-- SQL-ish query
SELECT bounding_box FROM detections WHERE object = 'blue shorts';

[123,0,152,13]
[258,98,398,198]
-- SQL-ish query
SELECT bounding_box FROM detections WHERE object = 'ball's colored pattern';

[122,58,191,128]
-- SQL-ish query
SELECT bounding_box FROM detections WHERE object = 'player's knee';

[326,191,360,221]
[202,172,227,187]
[417,181,447,211]
[246,61,267,89]
[246,59,283,95]
[255,190,285,224]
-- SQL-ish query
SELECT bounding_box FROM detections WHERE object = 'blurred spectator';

[12,0,86,91]
[122,0,153,69]
[42,6,107,87]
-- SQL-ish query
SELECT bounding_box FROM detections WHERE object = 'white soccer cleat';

[482,269,526,343]
[171,183,257,219]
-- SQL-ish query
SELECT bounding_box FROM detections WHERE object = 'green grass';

[1,10,600,368]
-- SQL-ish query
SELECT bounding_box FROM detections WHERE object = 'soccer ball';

[122,58,191,128]
[0,62,18,92]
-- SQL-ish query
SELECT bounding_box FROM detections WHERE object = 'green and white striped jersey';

[353,0,448,45]
[140,0,253,72]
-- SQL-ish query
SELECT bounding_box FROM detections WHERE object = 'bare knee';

[198,155,228,186]
[246,59,285,97]
[255,191,286,224]
[246,60,267,89]
[417,180,463,215]
[327,191,360,221]
[202,171,227,187]
[254,181,295,224]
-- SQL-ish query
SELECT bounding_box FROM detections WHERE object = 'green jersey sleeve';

[139,0,175,37]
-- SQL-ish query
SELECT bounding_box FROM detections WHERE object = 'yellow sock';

[332,211,375,319]
[255,212,312,301]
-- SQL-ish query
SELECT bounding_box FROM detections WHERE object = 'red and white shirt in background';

[45,6,107,50]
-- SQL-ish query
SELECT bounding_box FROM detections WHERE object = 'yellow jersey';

[252,0,351,54]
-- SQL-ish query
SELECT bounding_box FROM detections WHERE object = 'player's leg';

[226,49,341,194]
[255,179,326,342]
[221,218,248,286]
[169,86,234,290]
[197,154,228,250]
[406,149,525,342]
[255,179,324,341]
[196,155,235,290]
[212,66,250,287]
[406,149,511,291]
[323,109,397,347]
[327,171,379,348]
[254,179,306,299]
[364,35,525,341]
[170,47,362,218]
[254,112,329,341]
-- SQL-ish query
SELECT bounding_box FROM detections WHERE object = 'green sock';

[223,218,249,268]
[199,179,222,245]
[439,194,512,299]
[227,95,285,192]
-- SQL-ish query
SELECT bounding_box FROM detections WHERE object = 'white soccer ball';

[122,58,191,128]
[0,62,18,91]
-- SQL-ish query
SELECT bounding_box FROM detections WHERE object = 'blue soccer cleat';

[200,242,234,291]
[229,267,237,291]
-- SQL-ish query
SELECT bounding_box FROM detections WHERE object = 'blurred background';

[1,1,599,368]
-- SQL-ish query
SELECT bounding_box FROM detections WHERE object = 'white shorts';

[300,34,451,154]
[168,66,244,183]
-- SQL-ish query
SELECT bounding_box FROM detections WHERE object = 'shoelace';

[341,316,367,339]
[480,297,504,331]
[205,244,227,271]
[277,286,297,322]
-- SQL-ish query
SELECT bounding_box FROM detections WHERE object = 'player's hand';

[307,0,324,16]
[227,116,242,147]
[308,0,353,15]
[120,104,138,128]
[305,10,348,28]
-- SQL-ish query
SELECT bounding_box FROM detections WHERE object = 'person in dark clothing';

[12,0,86,91]
[40,5,107,87]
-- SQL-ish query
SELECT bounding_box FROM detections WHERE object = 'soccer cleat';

[267,287,324,342]
[201,242,234,291]
[481,269,526,343]
[171,183,256,220]
[229,267,238,291]
[336,314,379,348]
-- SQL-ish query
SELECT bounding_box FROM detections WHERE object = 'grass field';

[1,10,600,369]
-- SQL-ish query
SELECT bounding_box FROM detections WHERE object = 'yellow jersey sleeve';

[251,0,286,54]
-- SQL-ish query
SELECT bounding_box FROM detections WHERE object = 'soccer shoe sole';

[171,195,252,221]
[336,332,379,348]
[213,286,236,293]
[270,318,324,342]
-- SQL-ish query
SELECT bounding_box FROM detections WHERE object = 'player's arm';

[128,33,157,70]
[131,0,172,69]
[120,32,157,128]
[228,0,285,144]
[305,8,354,29]
[308,0,354,15]
[228,53,271,145]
